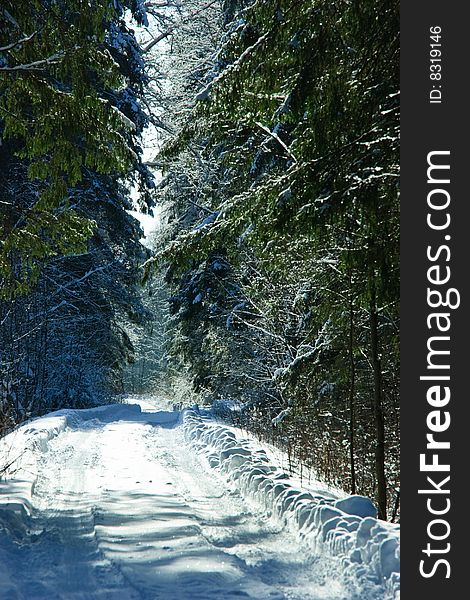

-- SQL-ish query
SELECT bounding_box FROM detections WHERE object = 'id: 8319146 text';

[429,26,443,104]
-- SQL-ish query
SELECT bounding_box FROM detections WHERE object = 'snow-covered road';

[0,399,399,599]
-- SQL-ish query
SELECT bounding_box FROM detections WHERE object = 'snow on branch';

[142,0,220,54]
[0,30,39,54]
[194,31,270,101]
[256,121,297,164]
[0,52,64,72]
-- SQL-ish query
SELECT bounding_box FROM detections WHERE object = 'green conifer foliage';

[158,0,399,518]
[0,0,146,296]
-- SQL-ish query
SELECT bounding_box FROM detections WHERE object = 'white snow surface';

[0,399,399,599]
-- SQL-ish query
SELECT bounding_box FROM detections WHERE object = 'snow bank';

[0,413,68,526]
[183,409,400,600]
[0,404,142,534]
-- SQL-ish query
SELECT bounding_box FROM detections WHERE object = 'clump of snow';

[334,495,377,518]
[183,408,400,600]
[193,211,219,231]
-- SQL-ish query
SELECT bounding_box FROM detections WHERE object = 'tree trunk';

[348,292,357,495]
[369,279,387,520]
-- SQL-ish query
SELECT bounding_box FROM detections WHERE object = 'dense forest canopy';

[0,0,153,422]
[0,0,152,296]
[1,0,399,520]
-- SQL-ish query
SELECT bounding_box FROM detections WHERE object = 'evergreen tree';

[0,0,151,295]
[0,0,154,431]
[153,0,399,518]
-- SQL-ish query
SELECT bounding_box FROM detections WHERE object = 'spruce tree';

[155,0,399,518]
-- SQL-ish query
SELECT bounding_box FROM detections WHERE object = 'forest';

[1,0,399,521]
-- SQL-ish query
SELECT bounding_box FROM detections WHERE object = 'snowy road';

[0,400,399,599]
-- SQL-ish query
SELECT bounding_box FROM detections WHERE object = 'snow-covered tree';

[0,0,152,295]
[0,0,155,430]
[150,0,399,519]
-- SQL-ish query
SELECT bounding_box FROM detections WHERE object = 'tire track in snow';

[0,403,357,599]
[13,426,142,600]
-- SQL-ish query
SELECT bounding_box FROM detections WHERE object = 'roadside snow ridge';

[183,408,400,600]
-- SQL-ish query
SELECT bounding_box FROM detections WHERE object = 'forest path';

[0,399,349,600]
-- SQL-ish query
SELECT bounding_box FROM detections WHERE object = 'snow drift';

[183,408,400,600]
